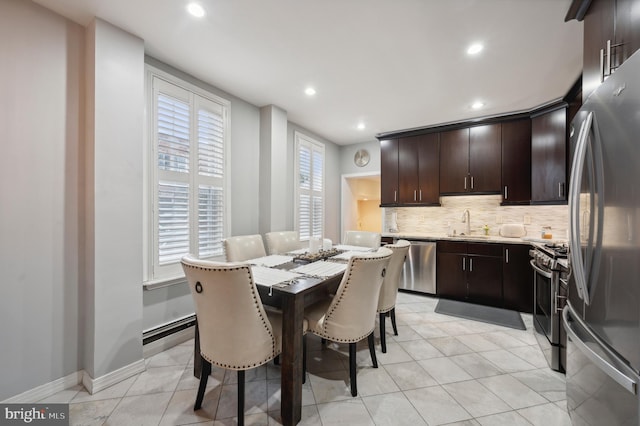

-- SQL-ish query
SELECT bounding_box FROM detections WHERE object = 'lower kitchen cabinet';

[502,244,534,313]
[436,241,503,308]
[437,241,532,312]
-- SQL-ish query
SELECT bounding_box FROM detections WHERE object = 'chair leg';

[194,357,211,410]
[368,332,378,369]
[349,342,357,397]
[237,370,245,426]
[390,307,398,336]
[321,338,327,347]
[379,312,387,353]
[274,354,280,365]
[302,334,307,384]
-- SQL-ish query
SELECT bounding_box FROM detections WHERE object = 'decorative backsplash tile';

[384,195,568,239]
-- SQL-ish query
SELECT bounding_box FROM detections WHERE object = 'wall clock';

[354,149,370,167]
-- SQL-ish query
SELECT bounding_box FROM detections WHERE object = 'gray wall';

[340,140,381,176]
[0,0,346,400]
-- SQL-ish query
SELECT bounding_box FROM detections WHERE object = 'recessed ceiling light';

[357,122,366,130]
[467,43,483,55]
[304,87,316,96]
[187,3,205,18]
[471,101,485,110]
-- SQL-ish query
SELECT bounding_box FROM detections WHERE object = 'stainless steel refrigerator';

[564,49,640,425]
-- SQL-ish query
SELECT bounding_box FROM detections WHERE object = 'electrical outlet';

[496,215,503,224]
[523,215,531,225]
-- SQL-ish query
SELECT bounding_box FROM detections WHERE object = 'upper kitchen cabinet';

[380,138,399,206]
[501,119,532,205]
[440,124,501,195]
[572,0,640,98]
[531,105,567,204]
[398,134,440,205]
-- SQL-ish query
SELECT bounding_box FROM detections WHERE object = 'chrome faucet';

[461,209,471,235]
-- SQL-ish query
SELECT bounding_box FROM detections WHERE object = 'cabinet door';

[437,252,468,301]
[440,128,469,194]
[398,137,419,203]
[469,124,501,193]
[583,0,615,98]
[467,255,503,308]
[417,133,440,204]
[380,139,399,205]
[531,108,567,204]
[615,0,640,65]
[501,119,531,204]
[503,245,534,313]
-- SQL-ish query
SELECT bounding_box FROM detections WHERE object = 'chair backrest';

[264,231,303,255]
[317,247,392,342]
[377,240,411,313]
[181,255,279,369]
[343,230,381,249]
[223,234,267,262]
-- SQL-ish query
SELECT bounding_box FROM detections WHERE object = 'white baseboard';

[2,370,83,403]
[83,359,146,395]
[143,326,194,359]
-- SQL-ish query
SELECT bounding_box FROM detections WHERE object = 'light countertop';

[382,232,567,246]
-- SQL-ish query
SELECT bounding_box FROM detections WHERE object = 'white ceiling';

[34,0,583,145]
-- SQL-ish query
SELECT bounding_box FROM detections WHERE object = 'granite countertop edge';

[382,232,568,246]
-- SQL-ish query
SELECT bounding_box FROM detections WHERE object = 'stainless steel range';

[530,243,569,372]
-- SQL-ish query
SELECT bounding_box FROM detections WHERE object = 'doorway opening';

[341,173,382,240]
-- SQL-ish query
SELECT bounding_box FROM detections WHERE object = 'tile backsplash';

[384,195,569,239]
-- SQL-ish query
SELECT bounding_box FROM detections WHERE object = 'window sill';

[143,276,187,290]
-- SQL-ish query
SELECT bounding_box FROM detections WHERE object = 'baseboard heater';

[143,314,196,346]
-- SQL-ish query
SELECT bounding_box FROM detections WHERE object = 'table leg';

[280,294,304,426]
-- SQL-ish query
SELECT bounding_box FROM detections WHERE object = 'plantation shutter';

[295,133,324,240]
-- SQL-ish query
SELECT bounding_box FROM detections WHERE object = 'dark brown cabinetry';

[531,107,567,204]
[440,124,501,195]
[501,119,532,205]
[581,0,640,98]
[380,139,399,205]
[437,241,503,308]
[502,244,534,313]
[398,134,440,205]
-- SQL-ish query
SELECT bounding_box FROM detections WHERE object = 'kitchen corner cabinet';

[582,0,640,99]
[440,124,501,195]
[501,119,531,205]
[380,138,399,205]
[531,107,567,204]
[437,241,503,308]
[398,134,440,205]
[502,244,534,313]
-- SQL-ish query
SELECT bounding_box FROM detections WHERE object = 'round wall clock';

[354,149,370,167]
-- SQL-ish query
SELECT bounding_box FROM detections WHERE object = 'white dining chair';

[223,234,267,262]
[343,230,381,249]
[377,239,410,353]
[264,231,304,255]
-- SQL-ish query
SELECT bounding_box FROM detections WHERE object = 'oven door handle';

[530,259,553,279]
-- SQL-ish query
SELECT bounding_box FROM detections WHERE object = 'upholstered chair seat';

[223,234,267,262]
[265,231,304,255]
[377,239,411,353]
[304,247,392,396]
[182,255,285,425]
[342,230,381,249]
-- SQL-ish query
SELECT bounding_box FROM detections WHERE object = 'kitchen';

[2,0,640,425]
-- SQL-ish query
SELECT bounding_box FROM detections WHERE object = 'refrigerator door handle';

[563,305,639,395]
[569,111,593,304]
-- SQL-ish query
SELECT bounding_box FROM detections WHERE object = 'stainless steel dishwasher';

[399,240,436,295]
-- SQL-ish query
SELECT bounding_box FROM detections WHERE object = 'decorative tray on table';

[293,248,344,263]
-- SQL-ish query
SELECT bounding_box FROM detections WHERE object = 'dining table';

[192,247,369,425]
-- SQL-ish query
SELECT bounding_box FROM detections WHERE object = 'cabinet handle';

[462,257,466,271]
[469,258,473,272]
[600,48,605,83]
[394,190,397,202]
[464,176,467,190]
[504,186,508,199]
[471,176,474,189]
[505,249,509,264]
[558,182,564,198]
[414,190,417,201]
[606,39,612,78]
[419,189,422,201]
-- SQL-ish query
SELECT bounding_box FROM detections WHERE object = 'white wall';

[0,0,84,400]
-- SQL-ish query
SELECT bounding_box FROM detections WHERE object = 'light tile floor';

[41,293,571,425]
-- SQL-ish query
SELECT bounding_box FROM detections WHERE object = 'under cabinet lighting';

[187,3,205,18]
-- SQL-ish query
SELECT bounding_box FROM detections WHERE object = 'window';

[146,67,230,282]
[294,132,324,240]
